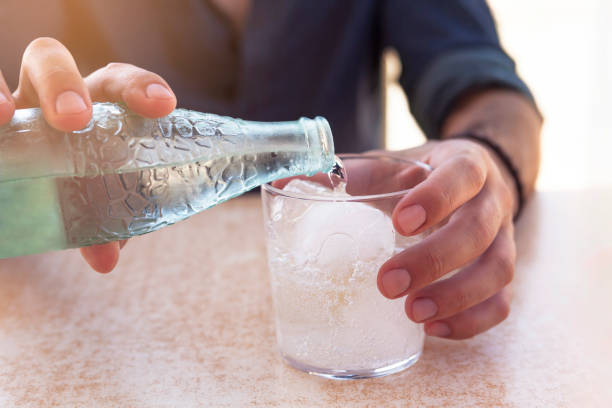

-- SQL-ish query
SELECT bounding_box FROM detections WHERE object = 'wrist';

[440,88,542,208]
[486,145,521,217]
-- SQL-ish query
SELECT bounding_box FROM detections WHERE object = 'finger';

[392,145,487,236]
[378,185,504,298]
[0,70,16,124]
[13,37,92,131]
[405,224,515,323]
[85,62,176,118]
[424,285,513,339]
[80,242,121,274]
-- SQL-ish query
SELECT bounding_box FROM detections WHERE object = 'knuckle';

[104,62,160,86]
[439,185,455,211]
[493,251,515,286]
[422,246,446,281]
[455,154,486,192]
[38,65,77,83]
[469,139,489,157]
[104,62,133,72]
[460,139,489,160]
[99,63,164,96]
[22,38,82,86]
[25,37,64,54]
[449,285,471,313]
[466,213,496,252]
[102,62,140,85]
[103,62,152,81]
[427,182,454,214]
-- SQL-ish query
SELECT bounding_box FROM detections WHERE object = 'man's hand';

[377,89,541,339]
[0,37,177,273]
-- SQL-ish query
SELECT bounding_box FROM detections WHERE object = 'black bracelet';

[450,132,525,221]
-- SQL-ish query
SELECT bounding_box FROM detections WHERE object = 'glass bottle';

[0,103,334,258]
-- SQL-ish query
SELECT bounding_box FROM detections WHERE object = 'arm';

[376,1,542,339]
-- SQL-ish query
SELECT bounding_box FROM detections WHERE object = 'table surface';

[1,190,611,408]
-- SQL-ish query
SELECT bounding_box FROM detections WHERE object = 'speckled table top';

[1,190,611,407]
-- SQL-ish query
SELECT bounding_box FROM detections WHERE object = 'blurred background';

[385,0,612,192]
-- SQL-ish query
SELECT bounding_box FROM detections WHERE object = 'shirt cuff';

[408,47,536,139]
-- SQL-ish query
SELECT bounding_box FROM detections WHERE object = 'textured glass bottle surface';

[0,103,334,258]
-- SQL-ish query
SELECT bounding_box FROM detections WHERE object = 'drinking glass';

[261,154,432,379]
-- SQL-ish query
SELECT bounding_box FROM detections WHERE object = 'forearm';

[439,89,542,214]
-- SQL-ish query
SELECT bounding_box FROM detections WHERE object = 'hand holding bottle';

[0,37,177,273]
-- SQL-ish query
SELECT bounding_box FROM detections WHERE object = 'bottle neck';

[236,116,335,175]
[301,116,334,173]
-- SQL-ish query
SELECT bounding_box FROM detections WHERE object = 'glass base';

[281,351,422,380]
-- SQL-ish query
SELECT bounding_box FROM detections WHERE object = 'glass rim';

[261,153,432,202]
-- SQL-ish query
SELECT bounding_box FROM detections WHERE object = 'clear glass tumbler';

[261,154,432,379]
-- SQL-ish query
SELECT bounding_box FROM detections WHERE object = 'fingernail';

[426,322,451,337]
[412,298,438,321]
[0,92,8,103]
[146,83,173,99]
[56,90,87,114]
[381,268,411,298]
[398,205,426,234]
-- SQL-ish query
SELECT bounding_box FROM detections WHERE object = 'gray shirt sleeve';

[381,0,536,138]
